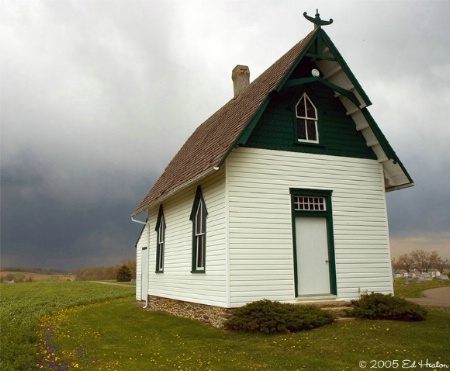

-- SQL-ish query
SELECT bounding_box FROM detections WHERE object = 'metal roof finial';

[303,9,333,30]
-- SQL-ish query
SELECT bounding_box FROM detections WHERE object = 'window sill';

[294,141,326,148]
[191,270,205,274]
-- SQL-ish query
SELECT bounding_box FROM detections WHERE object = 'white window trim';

[157,214,165,271]
[294,196,326,211]
[195,201,205,270]
[296,93,319,144]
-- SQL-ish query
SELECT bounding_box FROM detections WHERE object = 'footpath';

[407,287,450,308]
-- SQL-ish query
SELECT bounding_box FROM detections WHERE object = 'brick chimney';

[232,65,250,98]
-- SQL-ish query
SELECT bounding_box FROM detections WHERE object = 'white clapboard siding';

[226,147,393,305]
[135,222,149,301]
[146,168,229,307]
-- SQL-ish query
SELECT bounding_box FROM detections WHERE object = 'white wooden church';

[132,11,413,325]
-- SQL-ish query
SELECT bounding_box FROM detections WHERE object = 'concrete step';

[295,299,353,318]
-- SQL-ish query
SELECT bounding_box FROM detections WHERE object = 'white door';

[295,217,330,295]
[141,247,149,301]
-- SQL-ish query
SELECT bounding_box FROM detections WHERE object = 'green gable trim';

[226,30,321,153]
[232,97,272,149]
[360,108,414,185]
[230,28,370,154]
[320,29,372,107]
[284,77,361,107]
[244,82,377,160]
[274,29,319,94]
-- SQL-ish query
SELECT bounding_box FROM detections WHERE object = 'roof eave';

[131,166,218,216]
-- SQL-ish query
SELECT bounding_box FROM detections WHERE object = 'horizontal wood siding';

[147,168,228,307]
[135,223,149,301]
[227,147,392,306]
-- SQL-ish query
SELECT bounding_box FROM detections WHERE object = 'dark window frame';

[155,205,166,273]
[190,186,208,273]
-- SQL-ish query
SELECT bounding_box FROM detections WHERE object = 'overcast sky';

[1,0,449,271]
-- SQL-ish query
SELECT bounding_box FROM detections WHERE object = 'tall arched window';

[296,93,319,143]
[155,205,165,273]
[190,186,207,272]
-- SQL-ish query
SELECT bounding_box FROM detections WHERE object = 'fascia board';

[320,30,372,107]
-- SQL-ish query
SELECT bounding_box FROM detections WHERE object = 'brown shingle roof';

[132,30,316,216]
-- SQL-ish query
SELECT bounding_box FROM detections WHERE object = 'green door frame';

[290,188,337,297]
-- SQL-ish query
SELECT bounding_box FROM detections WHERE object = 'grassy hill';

[0,270,75,282]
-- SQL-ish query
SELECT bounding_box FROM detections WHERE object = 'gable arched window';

[155,205,166,273]
[296,93,319,143]
[190,186,208,272]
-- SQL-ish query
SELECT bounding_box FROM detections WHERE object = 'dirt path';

[90,281,135,288]
[407,287,450,308]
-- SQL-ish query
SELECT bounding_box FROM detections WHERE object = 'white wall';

[146,167,229,307]
[135,222,149,301]
[226,147,393,305]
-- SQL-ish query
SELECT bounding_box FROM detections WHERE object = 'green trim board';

[245,81,377,159]
[319,29,372,107]
[290,188,337,297]
[285,77,361,108]
[227,29,321,153]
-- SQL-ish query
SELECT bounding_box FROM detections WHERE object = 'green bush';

[349,293,427,321]
[116,265,132,282]
[224,299,335,334]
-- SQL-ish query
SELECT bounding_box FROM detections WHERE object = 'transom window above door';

[295,93,319,143]
[294,196,326,211]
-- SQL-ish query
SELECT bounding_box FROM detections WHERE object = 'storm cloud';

[1,0,449,270]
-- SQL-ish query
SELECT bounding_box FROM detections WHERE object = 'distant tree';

[123,259,136,279]
[395,253,415,273]
[116,265,132,282]
[393,250,449,274]
[410,250,433,273]
[75,266,117,281]
[431,251,449,273]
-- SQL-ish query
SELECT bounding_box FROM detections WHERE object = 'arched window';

[155,205,165,272]
[296,93,319,143]
[190,186,208,272]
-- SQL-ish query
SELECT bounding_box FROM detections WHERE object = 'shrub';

[349,293,427,321]
[116,265,132,282]
[224,299,334,334]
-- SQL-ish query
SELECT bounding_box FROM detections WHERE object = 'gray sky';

[1,0,449,270]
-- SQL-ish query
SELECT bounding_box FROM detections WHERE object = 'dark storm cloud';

[1,0,450,270]
[1,150,155,269]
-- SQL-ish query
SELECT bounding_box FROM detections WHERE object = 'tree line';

[75,259,136,281]
[392,250,448,274]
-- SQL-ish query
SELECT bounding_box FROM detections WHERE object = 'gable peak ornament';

[303,9,333,29]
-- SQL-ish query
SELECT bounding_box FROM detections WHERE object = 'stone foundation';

[145,296,233,328]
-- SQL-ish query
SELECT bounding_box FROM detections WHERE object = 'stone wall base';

[145,295,233,328]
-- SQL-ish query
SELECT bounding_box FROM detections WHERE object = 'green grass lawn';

[0,281,134,371]
[40,297,450,370]
[2,280,450,370]
[393,277,450,298]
